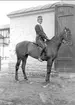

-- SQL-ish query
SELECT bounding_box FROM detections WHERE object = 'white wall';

[9,11,55,71]
[10,11,54,51]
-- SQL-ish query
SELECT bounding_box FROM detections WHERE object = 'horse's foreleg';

[21,55,28,80]
[15,58,21,81]
[45,59,53,83]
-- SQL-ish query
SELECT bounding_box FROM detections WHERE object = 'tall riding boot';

[38,47,46,62]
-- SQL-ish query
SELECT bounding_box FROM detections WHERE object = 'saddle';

[33,42,41,48]
[33,42,47,56]
[33,42,45,49]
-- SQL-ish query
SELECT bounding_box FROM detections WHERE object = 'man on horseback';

[35,16,48,62]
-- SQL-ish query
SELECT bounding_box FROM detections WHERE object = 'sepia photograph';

[0,0,75,105]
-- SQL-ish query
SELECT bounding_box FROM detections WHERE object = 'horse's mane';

[46,31,64,44]
[46,35,57,44]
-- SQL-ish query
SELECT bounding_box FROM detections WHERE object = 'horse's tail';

[14,49,16,54]
[15,43,19,57]
[15,44,17,54]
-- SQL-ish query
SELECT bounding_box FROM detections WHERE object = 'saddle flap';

[33,42,42,49]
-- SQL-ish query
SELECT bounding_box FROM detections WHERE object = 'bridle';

[63,28,72,46]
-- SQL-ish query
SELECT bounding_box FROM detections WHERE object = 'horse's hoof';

[43,83,49,88]
[15,78,19,81]
[15,79,19,83]
[45,79,50,83]
[26,80,31,84]
[29,81,33,84]
[24,78,28,81]
[15,77,18,81]
[42,81,50,88]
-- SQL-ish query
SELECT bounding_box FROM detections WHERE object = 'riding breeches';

[36,39,46,49]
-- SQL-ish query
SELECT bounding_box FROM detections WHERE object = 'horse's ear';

[64,27,67,32]
[64,27,67,30]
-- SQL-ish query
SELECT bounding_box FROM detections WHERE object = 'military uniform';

[35,24,48,49]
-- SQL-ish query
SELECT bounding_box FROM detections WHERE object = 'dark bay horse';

[15,27,72,83]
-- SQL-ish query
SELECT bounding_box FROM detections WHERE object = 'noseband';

[63,29,72,46]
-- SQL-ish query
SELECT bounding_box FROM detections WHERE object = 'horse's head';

[63,27,73,46]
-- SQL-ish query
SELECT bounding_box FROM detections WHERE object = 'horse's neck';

[52,35,63,43]
[46,31,64,47]
[47,32,64,50]
[54,32,64,49]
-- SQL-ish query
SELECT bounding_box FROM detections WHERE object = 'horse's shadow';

[14,79,62,89]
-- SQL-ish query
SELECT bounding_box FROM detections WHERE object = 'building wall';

[10,11,54,49]
[0,27,10,58]
[9,11,55,72]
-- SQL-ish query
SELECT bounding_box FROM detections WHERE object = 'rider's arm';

[35,25,48,40]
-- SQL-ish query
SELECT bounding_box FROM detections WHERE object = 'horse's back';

[27,42,42,59]
[15,41,41,58]
[16,41,30,48]
[16,41,38,50]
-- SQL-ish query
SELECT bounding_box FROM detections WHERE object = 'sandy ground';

[0,67,75,105]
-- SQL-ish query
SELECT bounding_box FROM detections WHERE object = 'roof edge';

[7,8,54,18]
[7,2,60,18]
[7,2,74,18]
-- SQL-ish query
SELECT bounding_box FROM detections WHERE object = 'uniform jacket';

[35,24,48,41]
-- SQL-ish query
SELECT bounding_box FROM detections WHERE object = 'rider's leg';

[38,41,46,62]
[40,46,46,56]
[36,39,46,62]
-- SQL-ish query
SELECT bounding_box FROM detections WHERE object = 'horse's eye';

[68,31,70,33]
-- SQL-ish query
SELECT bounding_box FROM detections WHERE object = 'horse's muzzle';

[68,41,73,46]
[66,41,73,46]
[63,40,73,46]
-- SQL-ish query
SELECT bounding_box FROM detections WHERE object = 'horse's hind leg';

[21,54,28,80]
[15,58,21,81]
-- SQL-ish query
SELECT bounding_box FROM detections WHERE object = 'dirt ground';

[0,69,75,105]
